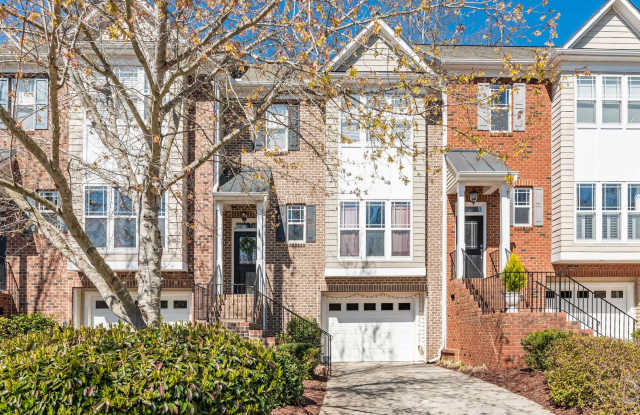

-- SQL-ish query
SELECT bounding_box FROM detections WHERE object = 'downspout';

[428,90,448,363]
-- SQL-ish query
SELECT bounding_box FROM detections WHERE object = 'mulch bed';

[271,375,327,415]
[452,366,590,415]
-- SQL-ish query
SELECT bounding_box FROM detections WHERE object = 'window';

[576,184,595,240]
[95,300,108,309]
[381,303,393,311]
[594,291,606,299]
[577,76,596,124]
[629,77,640,123]
[113,190,136,248]
[0,79,8,129]
[158,194,166,247]
[602,184,621,240]
[364,303,376,311]
[398,303,411,311]
[629,184,640,240]
[85,186,108,248]
[611,290,624,299]
[346,303,359,311]
[339,202,359,257]
[560,291,572,299]
[490,85,511,132]
[173,300,188,309]
[602,76,622,124]
[84,186,141,250]
[513,188,532,226]
[36,190,65,230]
[365,201,385,257]
[328,303,341,311]
[340,96,362,145]
[266,104,288,151]
[160,300,168,309]
[14,79,49,130]
[577,291,589,299]
[391,202,410,256]
[287,205,305,242]
[545,290,556,299]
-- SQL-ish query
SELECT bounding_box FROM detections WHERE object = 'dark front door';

[233,231,257,294]
[464,216,484,278]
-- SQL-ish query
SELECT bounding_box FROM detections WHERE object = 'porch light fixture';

[469,190,479,204]
[241,212,248,223]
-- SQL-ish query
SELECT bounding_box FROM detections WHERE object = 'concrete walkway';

[320,363,553,415]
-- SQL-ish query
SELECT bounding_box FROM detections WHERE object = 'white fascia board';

[563,0,617,49]
[552,251,640,263]
[324,267,427,277]
[563,0,640,49]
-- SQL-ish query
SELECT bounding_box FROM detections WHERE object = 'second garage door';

[325,296,418,362]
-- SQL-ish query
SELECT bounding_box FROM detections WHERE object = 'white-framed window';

[576,183,595,240]
[158,194,166,247]
[628,77,640,123]
[266,104,288,151]
[602,76,622,124]
[391,201,410,256]
[629,184,640,240]
[339,94,412,147]
[490,85,511,132]
[602,183,621,240]
[286,204,305,243]
[84,186,138,250]
[0,78,48,130]
[576,76,596,125]
[339,201,360,257]
[338,200,412,260]
[365,201,385,257]
[36,190,66,230]
[575,183,640,242]
[513,187,532,226]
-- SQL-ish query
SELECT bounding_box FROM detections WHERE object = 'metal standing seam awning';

[445,150,518,194]
[212,168,272,202]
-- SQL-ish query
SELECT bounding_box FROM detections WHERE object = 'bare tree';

[0,0,556,328]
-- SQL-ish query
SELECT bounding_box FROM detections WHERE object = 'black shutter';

[306,205,316,243]
[288,104,300,151]
[254,109,265,151]
[276,204,286,241]
[0,236,6,291]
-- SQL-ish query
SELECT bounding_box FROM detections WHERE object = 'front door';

[464,216,484,278]
[233,231,257,294]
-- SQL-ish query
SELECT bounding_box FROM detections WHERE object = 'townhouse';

[0,0,639,368]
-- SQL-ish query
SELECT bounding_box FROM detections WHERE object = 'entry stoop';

[220,320,277,347]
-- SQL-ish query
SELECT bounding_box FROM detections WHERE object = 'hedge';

[0,313,56,340]
[277,342,320,377]
[545,335,640,413]
[0,323,305,414]
[521,329,571,371]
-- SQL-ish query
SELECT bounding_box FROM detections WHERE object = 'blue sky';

[529,0,639,46]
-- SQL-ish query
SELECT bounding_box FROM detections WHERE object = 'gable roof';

[563,0,640,49]
[327,20,433,74]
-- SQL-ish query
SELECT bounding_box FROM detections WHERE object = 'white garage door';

[85,291,192,327]
[325,297,418,362]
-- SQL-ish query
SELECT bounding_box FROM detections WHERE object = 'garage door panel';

[85,292,192,327]
[326,297,418,363]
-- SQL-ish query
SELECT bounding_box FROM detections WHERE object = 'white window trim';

[339,94,413,149]
[602,183,622,241]
[83,185,138,253]
[629,184,640,241]
[574,182,640,243]
[286,204,306,244]
[337,199,412,261]
[489,85,512,133]
[266,104,289,152]
[512,187,532,227]
[575,74,640,130]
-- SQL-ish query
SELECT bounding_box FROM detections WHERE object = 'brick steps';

[221,320,277,347]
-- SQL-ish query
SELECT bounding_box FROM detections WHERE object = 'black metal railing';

[463,271,637,340]
[489,250,500,275]
[194,265,333,374]
[462,248,484,278]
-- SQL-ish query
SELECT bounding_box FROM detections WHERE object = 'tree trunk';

[137,190,164,325]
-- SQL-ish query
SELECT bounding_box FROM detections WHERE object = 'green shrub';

[521,329,571,370]
[285,316,321,346]
[0,313,56,339]
[633,328,640,343]
[278,342,321,377]
[502,254,526,291]
[0,323,304,414]
[545,335,640,413]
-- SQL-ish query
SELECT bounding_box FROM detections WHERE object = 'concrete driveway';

[320,363,553,415]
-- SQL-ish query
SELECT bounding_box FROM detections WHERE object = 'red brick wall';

[446,81,553,272]
[446,278,587,369]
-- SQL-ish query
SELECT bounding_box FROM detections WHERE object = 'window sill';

[287,240,306,246]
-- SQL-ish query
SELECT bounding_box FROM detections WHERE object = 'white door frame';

[464,202,487,278]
